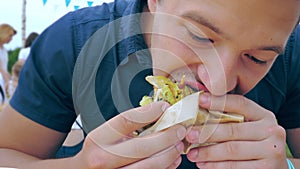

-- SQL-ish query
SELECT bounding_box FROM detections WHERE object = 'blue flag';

[43,0,47,5]
[65,0,71,7]
[74,5,80,10]
[87,1,93,7]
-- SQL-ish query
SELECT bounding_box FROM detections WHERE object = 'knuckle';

[227,161,238,169]
[227,123,239,139]
[268,125,286,139]
[275,125,286,139]
[120,114,137,129]
[237,95,248,110]
[265,110,277,121]
[225,141,237,156]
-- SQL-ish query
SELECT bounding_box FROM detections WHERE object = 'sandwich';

[138,75,244,154]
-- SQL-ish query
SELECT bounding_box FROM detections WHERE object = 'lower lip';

[185,81,209,92]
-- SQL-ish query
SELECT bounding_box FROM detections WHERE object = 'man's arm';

[0,102,187,169]
[0,104,69,166]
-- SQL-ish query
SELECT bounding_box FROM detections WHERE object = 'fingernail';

[199,93,209,104]
[177,127,186,140]
[161,102,170,112]
[188,129,199,142]
[197,162,205,167]
[176,142,184,153]
[188,149,198,160]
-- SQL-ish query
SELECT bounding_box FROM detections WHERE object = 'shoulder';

[284,25,300,90]
[40,0,137,57]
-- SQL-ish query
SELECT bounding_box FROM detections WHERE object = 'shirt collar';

[117,0,152,67]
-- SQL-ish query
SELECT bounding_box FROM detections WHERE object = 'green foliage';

[286,144,293,158]
[8,47,21,74]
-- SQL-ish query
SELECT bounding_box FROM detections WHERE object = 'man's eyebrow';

[181,12,285,55]
[182,13,227,37]
[257,46,284,55]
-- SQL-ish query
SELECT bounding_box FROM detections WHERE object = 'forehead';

[159,0,300,47]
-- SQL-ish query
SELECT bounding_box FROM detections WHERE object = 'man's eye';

[187,30,214,44]
[245,53,267,65]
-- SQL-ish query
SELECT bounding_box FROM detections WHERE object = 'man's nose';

[197,48,239,96]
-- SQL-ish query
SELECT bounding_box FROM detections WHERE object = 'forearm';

[0,149,83,169]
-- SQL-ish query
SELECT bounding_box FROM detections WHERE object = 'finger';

[187,135,286,163]
[106,125,186,159]
[166,156,182,169]
[89,101,169,145]
[86,125,185,169]
[195,159,279,169]
[187,141,265,162]
[198,93,275,121]
[120,142,184,169]
[186,121,270,144]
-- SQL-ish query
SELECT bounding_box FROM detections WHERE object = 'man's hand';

[74,101,186,169]
[185,93,288,169]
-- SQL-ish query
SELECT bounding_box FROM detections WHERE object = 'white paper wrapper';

[140,92,200,136]
[139,91,244,154]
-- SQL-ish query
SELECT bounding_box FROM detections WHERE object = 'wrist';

[70,151,92,169]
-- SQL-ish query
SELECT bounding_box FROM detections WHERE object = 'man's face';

[147,0,300,96]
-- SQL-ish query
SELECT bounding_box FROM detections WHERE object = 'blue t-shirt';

[10,0,300,168]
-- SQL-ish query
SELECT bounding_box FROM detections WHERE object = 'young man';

[0,0,299,168]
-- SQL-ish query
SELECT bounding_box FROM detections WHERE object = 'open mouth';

[184,80,209,92]
[169,70,209,93]
[138,75,245,154]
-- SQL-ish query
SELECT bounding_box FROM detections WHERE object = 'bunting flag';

[87,1,94,7]
[42,0,47,5]
[74,5,80,10]
[42,0,97,10]
[65,0,71,7]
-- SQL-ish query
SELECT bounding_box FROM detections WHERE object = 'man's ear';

[147,0,158,13]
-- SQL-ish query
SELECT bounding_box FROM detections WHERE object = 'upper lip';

[169,73,209,92]
[184,80,209,92]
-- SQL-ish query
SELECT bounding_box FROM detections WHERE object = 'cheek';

[151,34,197,75]
[237,64,272,94]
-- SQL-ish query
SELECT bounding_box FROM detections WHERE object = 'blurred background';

[0,0,113,71]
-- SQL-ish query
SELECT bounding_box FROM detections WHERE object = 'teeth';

[170,72,197,83]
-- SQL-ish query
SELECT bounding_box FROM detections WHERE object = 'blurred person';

[18,32,39,61]
[0,1,299,169]
[7,60,24,98]
[0,24,16,105]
